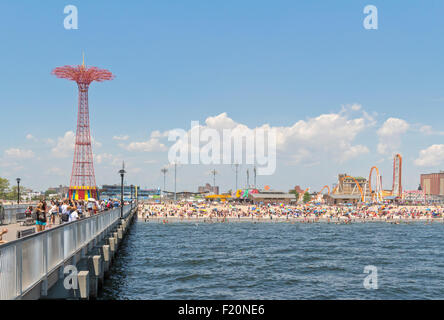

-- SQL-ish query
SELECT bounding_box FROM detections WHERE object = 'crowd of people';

[139,201,444,223]
[0,198,125,244]
[24,198,124,231]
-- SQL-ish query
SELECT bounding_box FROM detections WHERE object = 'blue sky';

[0,0,443,192]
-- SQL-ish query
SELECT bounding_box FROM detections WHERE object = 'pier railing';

[0,205,132,300]
[0,205,28,225]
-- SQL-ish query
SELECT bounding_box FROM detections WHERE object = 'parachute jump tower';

[52,55,114,200]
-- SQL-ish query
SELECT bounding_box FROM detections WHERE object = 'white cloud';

[420,125,444,136]
[45,167,65,176]
[377,118,409,155]
[26,134,37,141]
[150,130,169,139]
[120,138,168,152]
[51,131,75,158]
[95,153,113,164]
[51,131,101,158]
[274,112,370,163]
[4,148,35,159]
[414,144,444,167]
[112,135,129,141]
[351,104,362,111]
[168,109,371,165]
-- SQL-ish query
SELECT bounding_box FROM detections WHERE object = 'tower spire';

[82,51,85,67]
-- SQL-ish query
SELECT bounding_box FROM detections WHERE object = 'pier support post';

[109,238,115,257]
[102,245,110,274]
[113,232,119,246]
[77,271,89,300]
[87,255,102,298]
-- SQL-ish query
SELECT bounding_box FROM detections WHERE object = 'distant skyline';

[1,1,444,192]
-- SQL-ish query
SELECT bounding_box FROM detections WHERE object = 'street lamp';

[16,178,21,205]
[130,184,134,210]
[118,162,126,218]
[161,168,168,204]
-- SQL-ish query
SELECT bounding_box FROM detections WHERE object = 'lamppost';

[16,178,21,205]
[174,163,177,202]
[161,168,168,203]
[118,162,126,218]
[130,184,134,210]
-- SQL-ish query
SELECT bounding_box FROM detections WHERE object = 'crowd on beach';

[139,201,444,223]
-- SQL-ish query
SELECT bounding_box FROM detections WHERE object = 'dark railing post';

[16,178,21,205]
[130,184,134,210]
[118,163,126,219]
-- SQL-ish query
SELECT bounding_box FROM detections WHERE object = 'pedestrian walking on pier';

[35,204,46,232]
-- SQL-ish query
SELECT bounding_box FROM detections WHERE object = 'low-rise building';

[248,190,296,204]
[420,172,444,196]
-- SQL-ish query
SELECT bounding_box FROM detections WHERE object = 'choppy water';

[99,220,444,299]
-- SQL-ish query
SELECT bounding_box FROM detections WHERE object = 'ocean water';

[99,219,444,299]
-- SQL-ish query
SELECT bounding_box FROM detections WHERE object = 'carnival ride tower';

[392,154,402,197]
[52,56,114,200]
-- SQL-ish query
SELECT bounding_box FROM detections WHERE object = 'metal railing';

[0,205,132,300]
[0,205,28,225]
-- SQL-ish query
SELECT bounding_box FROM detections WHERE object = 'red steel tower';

[52,58,114,200]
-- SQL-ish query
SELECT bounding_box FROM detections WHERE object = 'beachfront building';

[99,184,159,200]
[326,194,362,205]
[420,172,444,196]
[248,190,296,204]
[198,183,219,195]
[46,185,69,198]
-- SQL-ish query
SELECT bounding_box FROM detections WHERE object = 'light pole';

[210,169,217,194]
[16,178,21,205]
[161,168,168,203]
[174,163,177,202]
[118,162,126,218]
[246,169,249,188]
[130,184,134,210]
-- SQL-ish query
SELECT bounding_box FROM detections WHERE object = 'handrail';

[0,205,132,300]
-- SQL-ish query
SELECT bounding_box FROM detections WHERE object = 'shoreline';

[138,215,444,224]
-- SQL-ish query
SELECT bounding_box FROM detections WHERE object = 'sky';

[0,0,444,193]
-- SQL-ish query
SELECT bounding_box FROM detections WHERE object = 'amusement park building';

[420,172,444,196]
[198,183,219,195]
[249,190,296,204]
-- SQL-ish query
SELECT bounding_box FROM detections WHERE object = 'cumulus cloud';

[419,125,444,136]
[26,134,37,141]
[167,109,371,165]
[95,153,114,164]
[51,131,75,158]
[51,131,102,158]
[377,118,409,155]
[414,144,444,167]
[120,138,168,152]
[112,135,129,141]
[45,167,65,176]
[4,148,35,159]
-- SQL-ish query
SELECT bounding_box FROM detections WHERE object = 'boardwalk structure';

[0,204,137,300]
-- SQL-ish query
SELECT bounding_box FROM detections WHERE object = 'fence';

[0,205,28,225]
[0,205,132,300]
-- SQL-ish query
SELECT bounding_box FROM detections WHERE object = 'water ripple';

[99,221,444,299]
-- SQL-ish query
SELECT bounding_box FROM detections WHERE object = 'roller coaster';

[328,154,403,204]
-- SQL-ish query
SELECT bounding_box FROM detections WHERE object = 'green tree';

[6,186,18,201]
[0,177,10,199]
[303,191,311,203]
[289,189,299,199]
[45,189,57,196]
